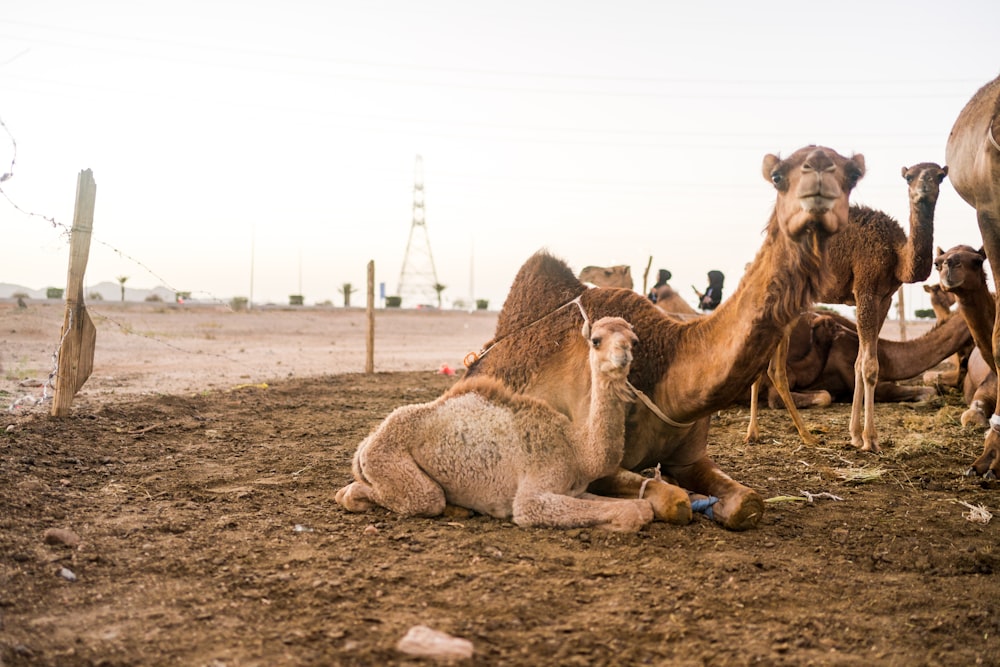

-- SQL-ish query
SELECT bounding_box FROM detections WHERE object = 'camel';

[921,283,971,388]
[578,265,633,290]
[745,308,971,442]
[935,244,998,430]
[335,317,656,532]
[757,161,948,451]
[652,284,699,318]
[464,145,866,530]
[945,72,1000,478]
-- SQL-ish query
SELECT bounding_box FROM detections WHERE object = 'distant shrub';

[230,297,249,312]
[145,293,163,302]
[12,291,29,299]
[476,299,489,310]
[87,291,104,300]
[914,308,935,320]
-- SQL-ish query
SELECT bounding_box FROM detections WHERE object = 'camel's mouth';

[798,195,835,213]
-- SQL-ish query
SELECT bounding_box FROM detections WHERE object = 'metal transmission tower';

[396,155,440,307]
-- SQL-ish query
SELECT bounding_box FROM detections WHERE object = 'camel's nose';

[802,149,835,174]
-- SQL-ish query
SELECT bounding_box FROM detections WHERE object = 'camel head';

[762,145,866,238]
[585,316,638,376]
[902,163,948,205]
[578,265,634,290]
[935,244,988,293]
[923,283,957,316]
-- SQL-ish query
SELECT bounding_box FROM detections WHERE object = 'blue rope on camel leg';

[690,495,719,519]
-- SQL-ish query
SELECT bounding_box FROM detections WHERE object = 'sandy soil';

[2,300,999,666]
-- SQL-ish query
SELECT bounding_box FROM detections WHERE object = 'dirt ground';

[2,300,999,666]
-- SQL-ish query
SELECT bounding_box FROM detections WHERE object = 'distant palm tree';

[116,275,128,302]
[433,283,446,308]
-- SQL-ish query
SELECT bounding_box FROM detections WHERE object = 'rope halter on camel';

[464,292,694,430]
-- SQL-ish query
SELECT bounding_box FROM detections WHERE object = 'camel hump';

[495,251,586,338]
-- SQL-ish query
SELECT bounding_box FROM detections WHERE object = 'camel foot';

[965,431,1000,478]
[442,504,474,519]
[600,500,656,532]
[711,488,764,531]
[850,436,880,453]
[961,407,989,429]
[639,478,693,525]
[335,482,378,512]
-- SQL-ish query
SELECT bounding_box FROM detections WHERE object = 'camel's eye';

[934,259,943,270]
[905,174,915,184]
[771,172,783,186]
[591,337,601,348]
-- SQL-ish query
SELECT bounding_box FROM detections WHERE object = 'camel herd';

[337,72,1000,533]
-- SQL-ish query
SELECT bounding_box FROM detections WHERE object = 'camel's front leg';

[766,331,820,446]
[664,457,764,531]
[512,489,654,532]
[850,297,888,452]
[587,468,692,525]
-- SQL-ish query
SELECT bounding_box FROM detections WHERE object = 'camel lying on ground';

[335,317,656,532]
[759,162,948,450]
[935,245,998,430]
[465,145,866,530]
[745,309,971,442]
[578,265,633,290]
[945,72,1000,478]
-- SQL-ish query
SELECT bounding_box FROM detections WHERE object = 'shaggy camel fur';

[465,145,866,530]
[935,245,998,430]
[335,317,655,531]
[578,265,633,290]
[758,162,948,451]
[945,72,1000,478]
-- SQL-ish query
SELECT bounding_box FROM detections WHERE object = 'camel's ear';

[581,321,591,340]
[846,154,866,188]
[901,166,908,179]
[923,284,932,293]
[978,247,987,259]
[761,154,781,185]
[936,246,945,257]
[940,165,949,180]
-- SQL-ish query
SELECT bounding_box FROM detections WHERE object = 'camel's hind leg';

[512,488,654,532]
[335,449,447,517]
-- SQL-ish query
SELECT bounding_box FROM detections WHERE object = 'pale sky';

[2,1,998,312]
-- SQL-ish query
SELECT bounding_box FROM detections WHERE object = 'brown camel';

[336,317,656,531]
[578,265,633,290]
[759,161,948,451]
[652,284,699,317]
[464,145,866,530]
[921,282,971,388]
[945,72,1000,478]
[746,308,971,441]
[935,244,998,430]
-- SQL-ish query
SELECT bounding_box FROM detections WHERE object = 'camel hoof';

[642,480,693,525]
[960,409,989,429]
[713,490,764,531]
[604,500,655,532]
[335,483,377,512]
[965,466,979,478]
[986,469,998,481]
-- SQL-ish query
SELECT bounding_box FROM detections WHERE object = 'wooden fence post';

[51,169,97,417]
[366,260,375,374]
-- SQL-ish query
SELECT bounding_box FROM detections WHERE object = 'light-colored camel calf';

[335,317,654,532]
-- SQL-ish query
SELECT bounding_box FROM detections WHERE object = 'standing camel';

[335,317,657,532]
[945,72,1000,479]
[465,145,866,530]
[752,161,948,450]
[935,245,998,430]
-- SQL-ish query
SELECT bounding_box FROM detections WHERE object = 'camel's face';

[588,317,638,374]
[762,145,866,238]
[935,245,988,292]
[903,163,948,205]
[923,283,957,313]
